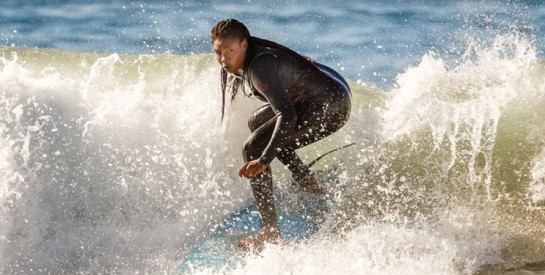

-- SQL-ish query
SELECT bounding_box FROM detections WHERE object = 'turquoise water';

[1,1,545,274]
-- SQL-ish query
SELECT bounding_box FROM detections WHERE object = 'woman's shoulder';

[247,45,278,64]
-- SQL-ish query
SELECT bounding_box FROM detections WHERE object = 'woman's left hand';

[239,160,268,179]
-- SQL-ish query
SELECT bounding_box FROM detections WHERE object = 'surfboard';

[177,173,336,273]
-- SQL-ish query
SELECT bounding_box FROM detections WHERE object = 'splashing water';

[204,32,545,275]
[1,30,545,274]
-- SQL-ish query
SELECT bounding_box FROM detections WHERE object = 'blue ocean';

[1,0,545,274]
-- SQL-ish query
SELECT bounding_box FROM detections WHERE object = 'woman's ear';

[242,39,248,50]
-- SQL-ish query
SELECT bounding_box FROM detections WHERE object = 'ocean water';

[1,0,545,274]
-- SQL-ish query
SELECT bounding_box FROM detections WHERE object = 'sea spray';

[198,32,545,275]
[1,30,545,274]
[0,49,264,273]
[529,148,545,207]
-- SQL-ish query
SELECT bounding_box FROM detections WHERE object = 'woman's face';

[212,36,247,74]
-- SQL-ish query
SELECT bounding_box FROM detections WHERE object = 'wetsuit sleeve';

[249,54,298,165]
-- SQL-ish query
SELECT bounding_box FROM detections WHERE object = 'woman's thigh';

[285,98,350,150]
[245,97,350,158]
[248,104,275,132]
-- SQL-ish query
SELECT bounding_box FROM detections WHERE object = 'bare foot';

[291,175,326,194]
[234,226,281,252]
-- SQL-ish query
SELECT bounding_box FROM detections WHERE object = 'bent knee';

[248,105,275,132]
[242,136,263,162]
[247,112,257,132]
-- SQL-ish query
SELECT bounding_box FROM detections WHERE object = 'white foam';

[208,210,502,275]
[529,147,545,207]
[0,50,260,273]
[1,29,544,273]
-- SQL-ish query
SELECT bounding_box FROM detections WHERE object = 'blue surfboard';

[177,177,334,273]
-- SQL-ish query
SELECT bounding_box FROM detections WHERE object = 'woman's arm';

[249,54,298,165]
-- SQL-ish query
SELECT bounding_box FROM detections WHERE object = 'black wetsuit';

[239,43,351,228]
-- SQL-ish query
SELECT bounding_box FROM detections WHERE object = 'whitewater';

[2,1,545,274]
[1,31,544,274]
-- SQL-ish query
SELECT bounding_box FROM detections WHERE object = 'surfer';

[211,19,352,251]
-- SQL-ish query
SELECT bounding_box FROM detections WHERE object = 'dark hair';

[211,19,318,122]
[211,18,250,43]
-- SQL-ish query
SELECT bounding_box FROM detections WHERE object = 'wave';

[0,48,262,273]
[226,33,545,275]
[1,30,545,274]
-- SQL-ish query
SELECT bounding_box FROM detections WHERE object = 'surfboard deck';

[177,174,336,273]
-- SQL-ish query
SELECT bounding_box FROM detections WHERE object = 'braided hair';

[211,19,318,122]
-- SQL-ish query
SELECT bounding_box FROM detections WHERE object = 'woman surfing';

[211,19,352,251]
